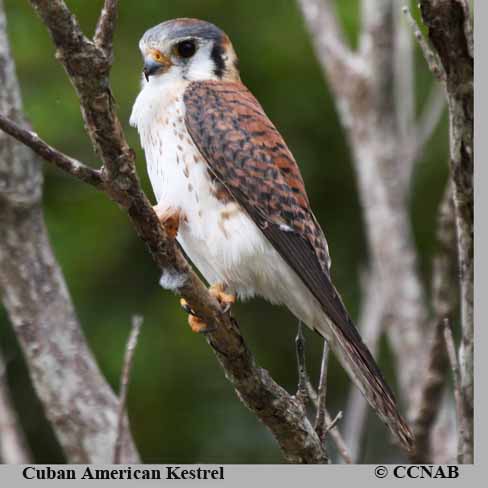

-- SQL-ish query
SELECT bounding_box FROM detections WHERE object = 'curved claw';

[180,298,216,333]
[180,298,201,318]
[179,285,235,334]
[209,283,236,314]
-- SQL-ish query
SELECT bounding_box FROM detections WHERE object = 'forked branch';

[1,0,330,464]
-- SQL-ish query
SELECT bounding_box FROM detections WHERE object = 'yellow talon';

[180,298,191,314]
[188,314,209,333]
[179,284,235,334]
[209,283,236,311]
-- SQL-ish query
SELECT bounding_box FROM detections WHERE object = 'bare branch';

[0,353,32,464]
[114,315,143,464]
[324,411,343,435]
[411,186,457,463]
[443,319,465,464]
[297,0,363,93]
[0,114,104,189]
[295,322,310,408]
[419,0,474,463]
[0,0,139,463]
[402,5,446,80]
[6,0,332,464]
[324,411,352,464]
[94,0,118,57]
[29,0,88,56]
[307,382,352,463]
[299,1,430,460]
[29,0,129,186]
[314,340,330,442]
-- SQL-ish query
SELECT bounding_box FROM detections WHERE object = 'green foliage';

[1,0,448,463]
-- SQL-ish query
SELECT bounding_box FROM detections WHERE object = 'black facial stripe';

[211,40,226,79]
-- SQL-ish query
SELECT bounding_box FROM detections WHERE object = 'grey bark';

[297,0,437,460]
[417,0,473,463]
[0,0,139,463]
[299,0,471,464]
[411,187,457,463]
[0,352,32,463]
[1,0,330,463]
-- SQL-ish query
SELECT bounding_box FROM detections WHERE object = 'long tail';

[315,302,415,455]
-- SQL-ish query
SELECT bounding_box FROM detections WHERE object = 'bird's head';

[139,19,240,84]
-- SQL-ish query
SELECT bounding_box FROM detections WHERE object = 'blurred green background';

[0,0,448,463]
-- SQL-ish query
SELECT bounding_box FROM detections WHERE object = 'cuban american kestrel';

[130,19,414,453]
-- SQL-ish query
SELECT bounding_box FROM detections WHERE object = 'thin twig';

[314,340,329,442]
[324,410,351,464]
[307,382,352,464]
[113,315,143,464]
[442,318,465,464]
[295,321,309,408]
[324,411,343,435]
[402,5,446,80]
[0,113,104,189]
[94,0,118,57]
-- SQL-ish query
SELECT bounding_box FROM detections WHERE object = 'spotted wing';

[184,80,356,333]
[183,80,414,452]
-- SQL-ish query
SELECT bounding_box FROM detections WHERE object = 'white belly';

[130,77,326,332]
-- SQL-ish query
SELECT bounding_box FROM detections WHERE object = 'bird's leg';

[153,204,181,239]
[180,283,236,334]
[295,321,310,409]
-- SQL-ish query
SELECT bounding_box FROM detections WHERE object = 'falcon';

[130,18,414,453]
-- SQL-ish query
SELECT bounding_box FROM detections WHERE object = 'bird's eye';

[176,40,196,58]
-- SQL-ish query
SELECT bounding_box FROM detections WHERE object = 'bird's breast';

[131,80,319,318]
[132,80,263,284]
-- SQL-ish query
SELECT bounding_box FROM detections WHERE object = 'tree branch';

[0,0,139,463]
[295,322,310,408]
[94,0,118,58]
[443,319,465,464]
[297,0,364,96]
[0,352,32,463]
[0,0,333,463]
[314,340,330,443]
[402,5,446,81]
[0,114,104,189]
[307,382,352,464]
[411,186,457,463]
[418,0,474,463]
[299,0,432,459]
[113,315,142,464]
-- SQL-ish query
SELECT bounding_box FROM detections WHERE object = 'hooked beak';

[143,58,165,81]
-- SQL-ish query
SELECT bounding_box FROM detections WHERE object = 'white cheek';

[184,44,218,81]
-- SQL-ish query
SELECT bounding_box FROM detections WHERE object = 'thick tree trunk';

[0,0,139,463]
